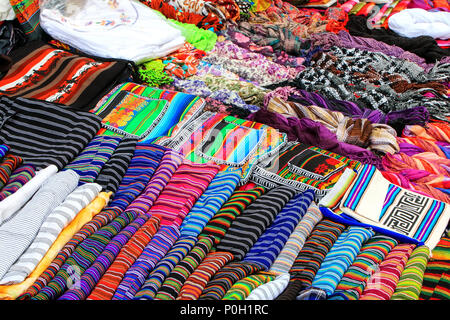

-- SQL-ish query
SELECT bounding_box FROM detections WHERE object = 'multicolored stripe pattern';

[222,272,277,300]
[0,154,23,189]
[0,164,36,201]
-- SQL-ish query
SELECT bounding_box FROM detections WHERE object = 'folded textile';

[0,153,22,189]
[245,273,291,300]
[0,163,36,201]
[223,272,277,300]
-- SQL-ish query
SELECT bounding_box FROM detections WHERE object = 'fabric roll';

[155,236,215,300]
[223,272,277,300]
[276,219,346,300]
[0,154,22,189]
[328,235,398,300]
[304,226,375,297]
[199,186,266,246]
[132,237,198,300]
[391,245,431,300]
[0,170,79,280]
[199,261,266,300]
[0,164,36,201]
[360,243,416,300]
[0,183,101,285]
[180,168,242,238]
[0,192,110,300]
[94,136,138,195]
[22,144,165,299]
[145,162,219,228]
[246,273,291,300]
[176,251,235,300]
[216,186,298,261]
[64,135,122,185]
[270,202,323,274]
[87,215,162,300]
[112,225,180,300]
[420,260,450,300]
[58,215,161,300]
[243,190,316,270]
[0,96,102,170]
[0,145,8,159]
[0,164,58,225]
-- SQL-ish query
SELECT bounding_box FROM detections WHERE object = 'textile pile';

[0,0,448,302]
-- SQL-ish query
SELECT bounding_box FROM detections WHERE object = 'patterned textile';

[243,190,316,270]
[9,0,42,40]
[222,272,277,300]
[0,145,9,159]
[270,202,323,274]
[180,168,241,238]
[199,186,266,246]
[156,112,287,184]
[252,141,361,199]
[132,236,198,300]
[246,273,290,300]
[216,186,298,260]
[391,245,431,300]
[0,41,131,110]
[176,251,235,300]
[329,235,398,300]
[0,154,22,189]
[0,164,35,201]
[360,243,416,300]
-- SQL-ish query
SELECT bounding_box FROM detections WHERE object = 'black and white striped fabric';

[246,273,291,300]
[216,186,298,260]
[0,96,102,170]
[0,182,101,285]
[0,170,79,280]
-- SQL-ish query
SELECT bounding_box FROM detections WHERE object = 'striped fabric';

[0,164,36,201]
[216,186,298,261]
[0,145,8,159]
[0,42,131,110]
[243,190,316,270]
[307,226,375,297]
[223,272,277,300]
[276,219,346,300]
[430,237,450,261]
[329,235,398,300]
[0,192,111,300]
[176,251,235,300]
[199,186,266,246]
[112,225,180,300]
[124,150,183,216]
[391,245,430,300]
[180,168,242,238]
[246,273,291,300]
[9,0,42,39]
[64,135,122,185]
[360,243,416,300]
[199,261,265,300]
[0,154,22,189]
[19,144,165,299]
[94,136,138,195]
[420,260,450,300]
[31,209,142,300]
[0,96,102,170]
[0,170,79,281]
[132,236,198,300]
[0,183,101,285]
[87,216,162,300]
[146,162,219,228]
[58,215,161,300]
[270,202,323,274]
[155,236,215,300]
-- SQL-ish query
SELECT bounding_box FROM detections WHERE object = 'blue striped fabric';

[308,226,375,296]
[112,225,180,300]
[64,135,122,185]
[0,145,8,159]
[134,236,198,300]
[180,168,242,238]
[243,190,316,270]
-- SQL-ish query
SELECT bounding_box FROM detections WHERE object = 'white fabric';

[246,273,291,300]
[0,164,58,226]
[388,8,450,40]
[0,0,16,21]
[39,0,185,63]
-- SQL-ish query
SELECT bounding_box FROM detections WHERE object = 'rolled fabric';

[360,243,416,300]
[216,186,298,261]
[0,164,36,201]
[391,245,431,300]
[0,145,8,159]
[176,251,235,300]
[0,170,79,280]
[0,154,22,189]
[222,272,277,300]
[270,202,323,274]
[328,235,398,300]
[246,273,291,300]
[132,237,199,300]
